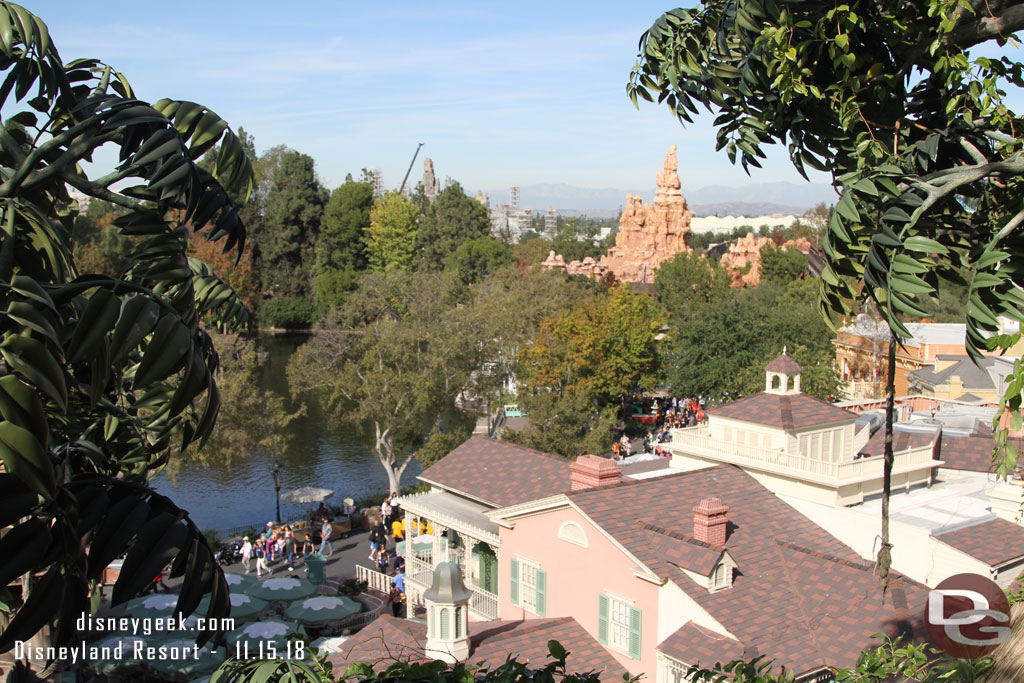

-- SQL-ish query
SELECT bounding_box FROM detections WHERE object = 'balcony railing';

[671,426,937,484]
[469,585,499,620]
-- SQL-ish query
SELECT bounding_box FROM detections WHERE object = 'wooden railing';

[355,565,393,594]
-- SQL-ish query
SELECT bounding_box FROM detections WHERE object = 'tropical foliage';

[0,2,252,661]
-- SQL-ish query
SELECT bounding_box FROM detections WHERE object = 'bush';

[259,296,319,329]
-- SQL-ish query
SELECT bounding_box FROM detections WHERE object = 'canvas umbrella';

[281,487,333,504]
[284,595,361,628]
[85,633,169,675]
[223,571,258,592]
[395,534,432,556]
[146,638,228,680]
[248,575,318,601]
[125,592,179,619]
[226,619,307,654]
[195,591,269,622]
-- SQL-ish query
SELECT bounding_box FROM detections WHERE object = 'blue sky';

[38,2,1023,199]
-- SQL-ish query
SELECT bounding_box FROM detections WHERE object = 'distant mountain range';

[484,181,838,216]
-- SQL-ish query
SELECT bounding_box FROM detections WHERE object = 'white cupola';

[423,561,473,663]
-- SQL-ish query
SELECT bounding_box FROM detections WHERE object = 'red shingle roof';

[418,436,572,507]
[936,433,1024,472]
[326,614,628,678]
[765,353,803,375]
[658,621,746,668]
[935,518,1024,566]
[709,393,856,430]
[568,466,928,675]
[641,522,723,576]
[857,430,937,459]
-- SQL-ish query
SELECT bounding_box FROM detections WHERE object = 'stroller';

[215,540,244,566]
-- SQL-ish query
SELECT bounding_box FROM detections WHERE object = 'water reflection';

[152,334,422,531]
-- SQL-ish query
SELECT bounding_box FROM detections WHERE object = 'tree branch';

[953,0,1024,46]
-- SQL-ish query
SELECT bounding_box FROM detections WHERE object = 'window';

[440,608,449,639]
[558,521,589,548]
[510,558,546,616]
[713,563,728,589]
[598,594,642,659]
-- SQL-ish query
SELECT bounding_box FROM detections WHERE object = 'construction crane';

[399,143,424,195]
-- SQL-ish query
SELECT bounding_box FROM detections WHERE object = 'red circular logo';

[924,573,1011,659]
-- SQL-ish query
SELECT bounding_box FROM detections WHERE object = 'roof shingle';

[418,436,572,507]
[709,393,856,430]
[935,518,1024,566]
[567,466,928,675]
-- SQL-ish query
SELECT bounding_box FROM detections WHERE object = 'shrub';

[260,296,319,329]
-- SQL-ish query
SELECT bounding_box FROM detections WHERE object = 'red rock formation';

[720,234,812,287]
[543,145,693,283]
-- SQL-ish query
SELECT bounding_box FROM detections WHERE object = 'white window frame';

[606,593,634,654]
[519,558,542,615]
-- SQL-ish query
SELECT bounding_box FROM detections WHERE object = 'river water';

[151,334,422,532]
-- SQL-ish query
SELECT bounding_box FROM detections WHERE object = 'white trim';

[557,520,589,548]
[516,555,542,616]
[488,494,571,522]
[604,590,634,606]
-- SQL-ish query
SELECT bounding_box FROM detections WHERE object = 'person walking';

[380,498,392,531]
[368,521,386,563]
[284,528,297,572]
[240,536,253,574]
[319,518,333,557]
[255,540,272,577]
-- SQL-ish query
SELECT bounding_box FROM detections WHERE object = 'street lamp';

[271,459,282,523]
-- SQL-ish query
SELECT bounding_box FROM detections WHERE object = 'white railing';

[408,553,434,587]
[672,428,938,484]
[335,592,385,632]
[469,586,499,620]
[672,427,839,479]
[355,565,393,594]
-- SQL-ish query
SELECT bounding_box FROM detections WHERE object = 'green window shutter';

[535,569,546,616]
[440,608,449,639]
[628,606,642,659]
[510,558,519,606]
[597,595,609,645]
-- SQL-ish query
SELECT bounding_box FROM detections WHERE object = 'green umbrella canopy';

[195,591,269,622]
[226,619,308,655]
[284,595,361,627]
[145,638,228,679]
[223,571,258,592]
[125,593,179,619]
[248,576,318,601]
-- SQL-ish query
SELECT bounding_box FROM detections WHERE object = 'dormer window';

[710,559,734,591]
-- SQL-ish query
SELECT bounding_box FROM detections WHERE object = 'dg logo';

[925,573,1012,659]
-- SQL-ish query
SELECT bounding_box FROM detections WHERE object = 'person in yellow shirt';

[391,518,404,541]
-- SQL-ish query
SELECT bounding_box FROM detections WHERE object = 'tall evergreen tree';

[316,181,373,273]
[257,150,327,297]
[416,181,491,267]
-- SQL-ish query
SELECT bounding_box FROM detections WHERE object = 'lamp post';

[271,459,282,524]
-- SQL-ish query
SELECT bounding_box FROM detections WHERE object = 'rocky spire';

[654,144,685,207]
[423,158,441,202]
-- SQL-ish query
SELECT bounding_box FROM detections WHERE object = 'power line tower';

[371,169,384,198]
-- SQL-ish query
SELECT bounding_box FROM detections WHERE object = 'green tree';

[287,271,482,493]
[629,0,1024,590]
[758,243,808,284]
[443,236,511,286]
[525,285,667,401]
[317,181,373,273]
[505,388,619,459]
[366,190,419,272]
[0,4,253,661]
[511,235,554,267]
[653,250,732,314]
[256,150,327,297]
[416,180,491,267]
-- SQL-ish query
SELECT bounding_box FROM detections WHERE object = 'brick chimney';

[570,455,622,491]
[693,497,729,546]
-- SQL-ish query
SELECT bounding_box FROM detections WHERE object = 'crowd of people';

[236,502,341,578]
[613,395,716,460]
